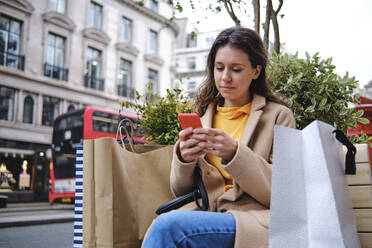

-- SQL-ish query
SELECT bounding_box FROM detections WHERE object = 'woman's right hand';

[178,128,205,163]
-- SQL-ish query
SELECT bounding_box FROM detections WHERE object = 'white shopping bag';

[270,120,360,248]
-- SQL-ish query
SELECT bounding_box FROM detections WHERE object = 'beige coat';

[170,94,296,248]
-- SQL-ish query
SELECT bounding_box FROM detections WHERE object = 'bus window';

[92,111,120,134]
[53,154,75,179]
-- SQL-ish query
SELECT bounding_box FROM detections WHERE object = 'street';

[0,222,73,248]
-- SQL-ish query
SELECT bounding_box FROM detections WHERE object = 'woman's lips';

[220,86,235,92]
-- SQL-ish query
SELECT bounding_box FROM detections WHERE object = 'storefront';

[0,139,50,202]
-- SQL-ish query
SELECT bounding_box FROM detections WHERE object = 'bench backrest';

[346,144,372,247]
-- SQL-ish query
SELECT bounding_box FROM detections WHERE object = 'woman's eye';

[232,68,242,72]
[216,67,224,71]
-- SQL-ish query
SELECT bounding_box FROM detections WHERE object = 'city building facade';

[0,0,178,200]
[174,18,219,98]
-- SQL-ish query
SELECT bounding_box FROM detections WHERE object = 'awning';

[0,148,35,156]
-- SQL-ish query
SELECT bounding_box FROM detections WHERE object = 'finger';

[193,132,225,144]
[179,137,201,151]
[181,145,205,161]
[193,128,224,136]
[179,127,193,140]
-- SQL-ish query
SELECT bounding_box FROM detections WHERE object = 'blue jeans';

[142,210,236,248]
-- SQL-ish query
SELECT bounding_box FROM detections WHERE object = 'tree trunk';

[263,0,272,49]
[271,0,284,53]
[253,0,260,33]
[271,8,280,53]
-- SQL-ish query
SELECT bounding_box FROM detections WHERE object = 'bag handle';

[154,163,209,215]
[116,118,135,152]
[332,130,356,175]
[194,164,209,211]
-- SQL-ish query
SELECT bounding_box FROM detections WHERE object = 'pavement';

[0,202,74,228]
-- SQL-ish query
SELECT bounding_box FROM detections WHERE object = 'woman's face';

[214,45,261,107]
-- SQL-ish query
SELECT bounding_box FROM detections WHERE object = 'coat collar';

[200,94,266,146]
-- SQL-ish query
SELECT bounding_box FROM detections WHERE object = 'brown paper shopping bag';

[82,137,174,248]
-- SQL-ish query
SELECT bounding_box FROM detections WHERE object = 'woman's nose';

[222,69,231,82]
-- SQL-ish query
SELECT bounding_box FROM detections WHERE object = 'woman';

[142,27,295,248]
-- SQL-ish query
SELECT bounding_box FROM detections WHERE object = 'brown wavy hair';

[194,27,285,116]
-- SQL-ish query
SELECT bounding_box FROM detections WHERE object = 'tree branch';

[223,0,241,26]
[272,0,283,16]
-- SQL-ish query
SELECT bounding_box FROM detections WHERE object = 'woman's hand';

[178,128,206,163]
[193,128,238,163]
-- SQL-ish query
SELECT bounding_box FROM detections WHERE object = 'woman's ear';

[253,65,262,79]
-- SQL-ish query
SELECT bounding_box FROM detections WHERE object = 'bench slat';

[359,233,372,248]
[349,186,372,208]
[355,209,372,232]
[347,163,372,185]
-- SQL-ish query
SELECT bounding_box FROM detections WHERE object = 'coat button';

[219,209,227,213]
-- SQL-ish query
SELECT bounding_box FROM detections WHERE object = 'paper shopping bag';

[269,120,360,248]
[82,137,174,248]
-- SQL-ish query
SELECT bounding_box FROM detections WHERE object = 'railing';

[118,84,135,99]
[0,51,25,71]
[44,63,69,81]
[84,74,105,91]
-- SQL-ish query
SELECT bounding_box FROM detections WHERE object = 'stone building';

[174,18,220,98]
[0,0,178,200]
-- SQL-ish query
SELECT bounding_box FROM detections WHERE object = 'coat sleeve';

[221,107,295,207]
[169,140,198,197]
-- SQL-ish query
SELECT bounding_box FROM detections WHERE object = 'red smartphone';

[178,113,203,130]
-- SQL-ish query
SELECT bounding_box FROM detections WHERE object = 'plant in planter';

[267,52,370,145]
[119,85,193,145]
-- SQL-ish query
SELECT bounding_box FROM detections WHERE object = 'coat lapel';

[241,94,265,146]
[200,103,215,128]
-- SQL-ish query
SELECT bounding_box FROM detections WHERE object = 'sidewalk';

[0,202,74,228]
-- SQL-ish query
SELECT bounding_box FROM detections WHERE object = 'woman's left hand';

[192,128,238,163]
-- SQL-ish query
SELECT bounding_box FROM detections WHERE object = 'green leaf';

[319,98,327,107]
[355,110,364,118]
[358,117,370,124]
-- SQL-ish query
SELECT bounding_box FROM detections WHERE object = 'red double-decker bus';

[49,105,145,204]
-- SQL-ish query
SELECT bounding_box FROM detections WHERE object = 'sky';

[176,0,372,86]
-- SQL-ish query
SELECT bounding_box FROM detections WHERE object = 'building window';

[50,0,66,14]
[0,86,15,121]
[122,17,132,43]
[205,36,214,48]
[118,59,133,98]
[186,33,197,48]
[188,81,196,99]
[45,33,68,81]
[148,0,158,12]
[42,96,60,126]
[148,29,158,53]
[0,15,24,70]
[85,47,104,91]
[90,2,102,29]
[187,57,196,70]
[23,96,34,124]
[67,104,75,112]
[147,69,158,101]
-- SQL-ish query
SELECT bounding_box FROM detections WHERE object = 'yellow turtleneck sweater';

[206,103,251,192]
